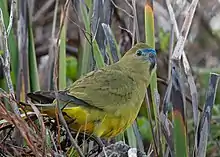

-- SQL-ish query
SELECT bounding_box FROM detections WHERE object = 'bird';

[27,42,157,139]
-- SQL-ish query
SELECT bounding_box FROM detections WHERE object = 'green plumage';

[27,42,156,138]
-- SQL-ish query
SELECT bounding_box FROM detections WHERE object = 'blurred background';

[33,0,220,100]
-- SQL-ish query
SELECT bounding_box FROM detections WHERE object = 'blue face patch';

[141,48,156,56]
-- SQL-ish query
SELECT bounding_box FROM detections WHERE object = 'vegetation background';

[0,0,220,156]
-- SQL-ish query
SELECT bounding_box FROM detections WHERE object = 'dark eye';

[136,50,142,56]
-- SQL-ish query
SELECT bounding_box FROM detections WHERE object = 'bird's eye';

[136,50,142,56]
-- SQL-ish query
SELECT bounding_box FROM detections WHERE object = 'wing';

[66,68,137,112]
[27,68,137,113]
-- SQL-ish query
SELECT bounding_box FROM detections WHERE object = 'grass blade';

[17,0,29,102]
[171,66,188,157]
[91,0,109,64]
[126,125,137,148]
[77,1,93,75]
[92,40,105,68]
[144,1,161,155]
[102,23,121,62]
[28,5,40,92]
[144,1,155,48]
[197,73,219,157]
[58,8,68,90]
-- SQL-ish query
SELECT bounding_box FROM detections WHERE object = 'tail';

[27,91,56,104]
[27,91,103,111]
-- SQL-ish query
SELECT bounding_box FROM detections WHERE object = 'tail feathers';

[27,91,56,104]
[27,91,103,111]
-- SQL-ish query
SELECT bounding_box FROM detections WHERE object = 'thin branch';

[131,0,135,46]
[52,0,84,156]
[33,0,55,22]
[124,0,133,11]
[47,0,59,90]
[118,26,133,36]
[68,17,91,37]
[167,25,174,81]
[171,0,199,60]
[0,5,20,115]
[68,10,92,45]
[110,0,134,18]
[132,0,139,43]
[56,0,71,45]
[7,0,16,35]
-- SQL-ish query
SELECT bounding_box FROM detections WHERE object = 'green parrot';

[27,42,157,138]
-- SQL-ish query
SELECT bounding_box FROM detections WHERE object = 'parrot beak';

[149,52,156,71]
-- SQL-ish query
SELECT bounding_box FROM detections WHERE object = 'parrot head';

[117,43,157,82]
[120,42,156,70]
[134,46,156,71]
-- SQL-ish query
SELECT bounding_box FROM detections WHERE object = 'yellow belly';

[43,106,136,138]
